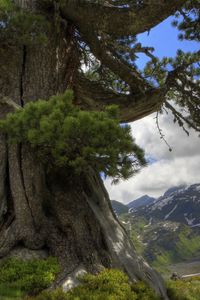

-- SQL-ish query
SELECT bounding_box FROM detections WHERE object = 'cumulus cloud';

[104,111,200,204]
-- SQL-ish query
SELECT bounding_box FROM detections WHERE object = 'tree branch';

[75,73,165,122]
[165,101,200,132]
[61,0,186,37]
[78,30,150,94]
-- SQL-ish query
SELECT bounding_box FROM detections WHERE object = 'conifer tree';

[0,1,199,299]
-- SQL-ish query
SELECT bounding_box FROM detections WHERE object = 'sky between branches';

[105,16,200,204]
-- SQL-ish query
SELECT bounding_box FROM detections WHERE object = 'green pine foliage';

[0,257,60,296]
[143,51,200,88]
[0,284,23,299]
[0,0,13,10]
[172,0,200,42]
[0,0,49,46]
[0,90,146,182]
[152,251,173,270]
[26,269,160,300]
[175,228,200,260]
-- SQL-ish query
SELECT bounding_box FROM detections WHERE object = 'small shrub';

[167,277,200,300]
[27,269,160,300]
[26,288,70,300]
[0,90,146,182]
[131,281,160,300]
[0,257,60,296]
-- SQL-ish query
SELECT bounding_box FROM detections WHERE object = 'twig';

[155,111,172,151]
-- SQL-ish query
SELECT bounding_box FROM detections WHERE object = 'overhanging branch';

[165,101,200,132]
[75,73,165,122]
[61,0,186,37]
[78,30,150,94]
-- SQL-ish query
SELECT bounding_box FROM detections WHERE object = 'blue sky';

[136,16,199,69]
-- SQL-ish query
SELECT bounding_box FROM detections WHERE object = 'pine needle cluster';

[0,90,146,181]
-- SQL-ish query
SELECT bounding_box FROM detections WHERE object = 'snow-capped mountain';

[127,195,155,211]
[135,184,200,227]
[112,184,200,268]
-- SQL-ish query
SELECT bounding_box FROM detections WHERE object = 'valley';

[112,183,200,276]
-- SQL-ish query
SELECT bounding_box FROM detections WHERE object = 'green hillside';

[111,200,129,215]
[119,213,200,275]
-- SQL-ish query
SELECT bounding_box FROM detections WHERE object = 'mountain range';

[127,195,155,211]
[111,195,155,215]
[111,200,129,215]
[111,183,200,272]
[112,183,200,227]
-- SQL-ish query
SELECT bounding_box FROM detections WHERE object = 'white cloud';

[104,111,200,204]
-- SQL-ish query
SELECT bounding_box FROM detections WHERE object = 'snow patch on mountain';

[191,223,200,228]
[185,216,196,226]
[132,183,200,227]
[144,217,152,228]
[164,204,178,220]
[195,186,200,192]
[151,196,173,210]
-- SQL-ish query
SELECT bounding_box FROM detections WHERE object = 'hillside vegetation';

[0,263,159,300]
[0,259,200,300]
[167,277,200,300]
[115,184,200,274]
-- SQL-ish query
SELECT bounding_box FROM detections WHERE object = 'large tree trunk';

[0,4,168,300]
